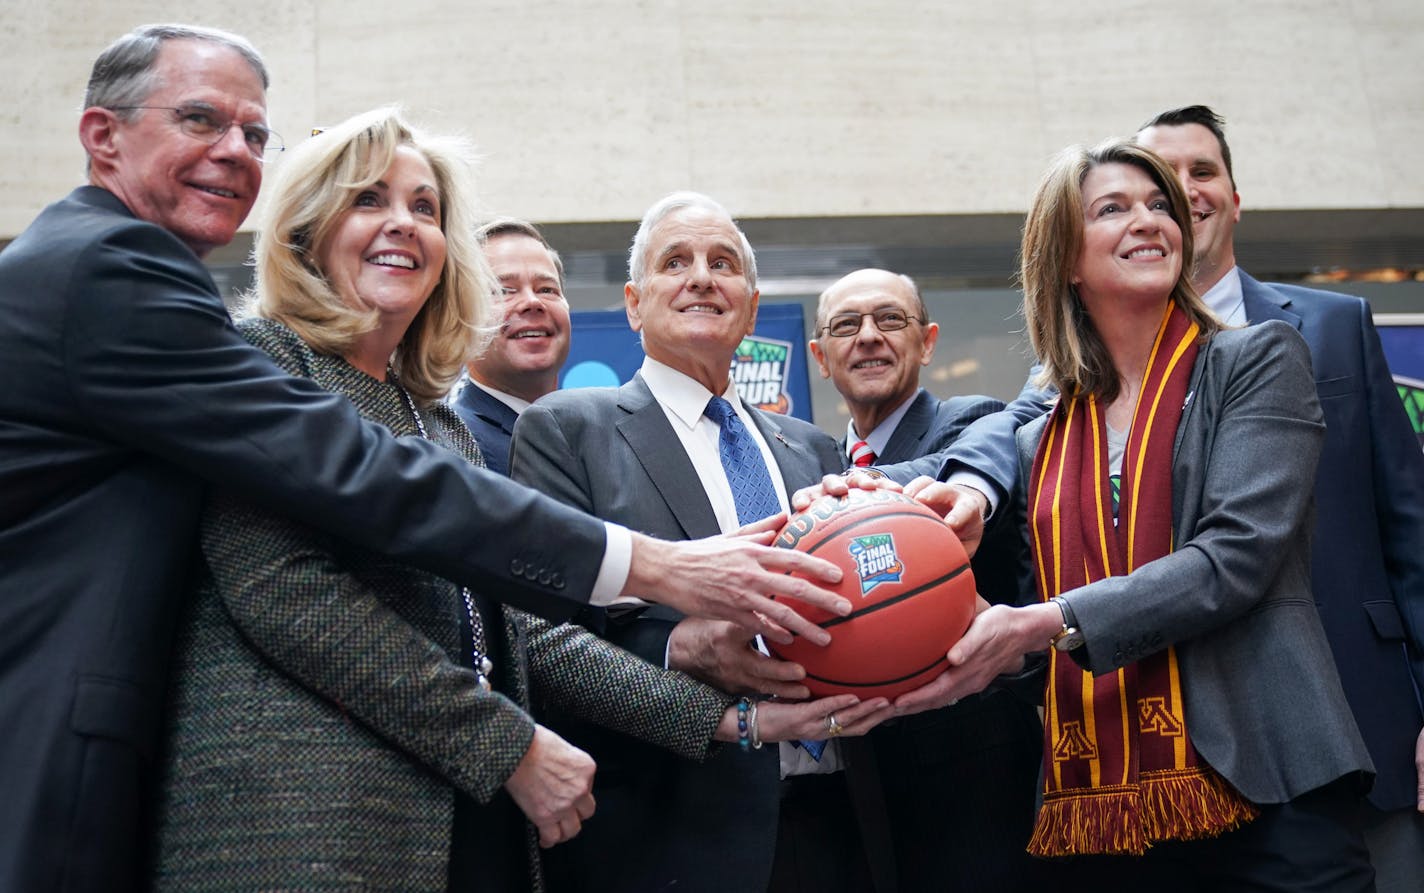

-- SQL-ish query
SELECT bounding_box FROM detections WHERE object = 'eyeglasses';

[109,103,284,161]
[819,308,925,338]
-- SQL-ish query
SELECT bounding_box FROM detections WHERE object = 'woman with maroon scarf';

[935,139,1375,891]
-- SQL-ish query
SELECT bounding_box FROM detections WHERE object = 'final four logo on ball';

[847,533,904,595]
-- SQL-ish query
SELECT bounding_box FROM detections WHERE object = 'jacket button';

[551,574,565,589]
[538,571,552,585]
[510,559,524,575]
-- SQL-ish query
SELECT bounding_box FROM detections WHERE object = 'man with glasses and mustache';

[809,269,1047,892]
[0,26,852,893]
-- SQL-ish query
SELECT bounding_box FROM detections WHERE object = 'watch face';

[1053,629,1085,652]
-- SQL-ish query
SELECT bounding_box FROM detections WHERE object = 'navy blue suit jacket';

[451,382,520,476]
[896,273,1424,810]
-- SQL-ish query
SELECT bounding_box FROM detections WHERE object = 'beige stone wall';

[4,0,1421,239]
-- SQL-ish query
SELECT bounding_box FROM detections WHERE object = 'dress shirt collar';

[465,378,532,415]
[844,390,919,460]
[641,356,745,430]
[1200,265,1246,326]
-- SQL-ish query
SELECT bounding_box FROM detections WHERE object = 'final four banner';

[1376,314,1424,452]
[559,302,815,423]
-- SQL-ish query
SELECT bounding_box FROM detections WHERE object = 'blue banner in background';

[559,302,815,423]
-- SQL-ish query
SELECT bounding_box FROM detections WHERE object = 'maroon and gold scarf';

[1025,303,1257,857]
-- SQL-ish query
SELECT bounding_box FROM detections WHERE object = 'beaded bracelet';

[736,697,751,750]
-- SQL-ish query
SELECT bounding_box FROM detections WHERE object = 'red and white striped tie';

[850,439,877,467]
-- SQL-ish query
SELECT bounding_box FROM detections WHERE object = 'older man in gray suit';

[511,192,897,893]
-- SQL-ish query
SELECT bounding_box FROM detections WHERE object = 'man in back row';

[452,217,572,473]
[0,25,850,892]
[810,269,1047,891]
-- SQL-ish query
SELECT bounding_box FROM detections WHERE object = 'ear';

[78,107,122,175]
[919,321,940,366]
[744,289,760,336]
[623,281,643,333]
[808,337,832,379]
[1231,189,1242,223]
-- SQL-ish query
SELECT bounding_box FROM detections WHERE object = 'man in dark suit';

[1137,105,1424,888]
[510,192,895,892]
[809,268,1047,891]
[0,27,850,893]
[452,217,571,475]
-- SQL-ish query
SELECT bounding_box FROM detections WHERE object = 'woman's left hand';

[892,601,1060,716]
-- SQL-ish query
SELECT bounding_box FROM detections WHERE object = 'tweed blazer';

[154,320,731,892]
[1014,321,1373,805]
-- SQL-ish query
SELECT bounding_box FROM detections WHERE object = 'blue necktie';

[704,396,781,527]
[704,396,826,760]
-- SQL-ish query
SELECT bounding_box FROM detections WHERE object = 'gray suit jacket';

[510,373,852,891]
[1015,320,1372,804]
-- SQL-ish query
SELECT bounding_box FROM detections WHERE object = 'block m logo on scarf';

[1139,697,1184,737]
[1052,720,1098,762]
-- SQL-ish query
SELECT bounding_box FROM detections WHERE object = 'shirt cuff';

[588,522,633,607]
[945,471,998,521]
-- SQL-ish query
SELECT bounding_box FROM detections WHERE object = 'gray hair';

[626,191,758,290]
[85,23,269,118]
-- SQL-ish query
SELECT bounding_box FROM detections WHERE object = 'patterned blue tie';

[704,396,826,760]
[704,396,781,527]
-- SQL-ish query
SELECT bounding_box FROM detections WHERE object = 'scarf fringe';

[1027,787,1148,857]
[1139,768,1260,842]
[1028,771,1258,858]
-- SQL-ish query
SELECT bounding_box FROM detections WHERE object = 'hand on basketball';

[893,601,1049,716]
[504,724,597,849]
[790,471,903,512]
[755,693,895,742]
[902,478,988,557]
[667,618,812,700]
[624,533,850,646]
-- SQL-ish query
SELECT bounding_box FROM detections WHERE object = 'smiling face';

[469,232,571,402]
[1071,162,1183,312]
[624,205,759,392]
[90,40,267,257]
[315,144,447,339]
[1137,122,1240,292]
[810,269,938,429]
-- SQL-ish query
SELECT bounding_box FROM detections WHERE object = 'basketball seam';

[820,562,970,629]
[805,655,950,688]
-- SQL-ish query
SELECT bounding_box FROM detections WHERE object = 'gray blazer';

[1015,320,1373,805]
[510,373,854,891]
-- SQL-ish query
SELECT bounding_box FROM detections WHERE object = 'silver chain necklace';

[389,368,494,692]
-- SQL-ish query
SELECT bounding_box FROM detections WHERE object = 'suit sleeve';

[59,219,601,621]
[880,377,1054,496]
[521,613,730,761]
[200,492,534,803]
[1357,304,1424,687]
[510,402,680,662]
[1067,323,1326,676]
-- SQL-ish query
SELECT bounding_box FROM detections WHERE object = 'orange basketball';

[769,488,976,699]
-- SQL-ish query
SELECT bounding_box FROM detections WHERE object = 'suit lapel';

[878,389,935,464]
[1240,270,1302,332]
[616,375,722,539]
[748,407,821,494]
[459,385,519,436]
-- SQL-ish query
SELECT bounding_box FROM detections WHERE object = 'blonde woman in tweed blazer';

[152,109,869,892]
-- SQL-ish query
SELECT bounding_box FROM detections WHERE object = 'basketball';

[768,487,976,699]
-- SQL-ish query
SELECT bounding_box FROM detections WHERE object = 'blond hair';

[1021,138,1220,403]
[248,106,493,403]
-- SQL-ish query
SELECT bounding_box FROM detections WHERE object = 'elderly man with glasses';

[808,268,1049,892]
